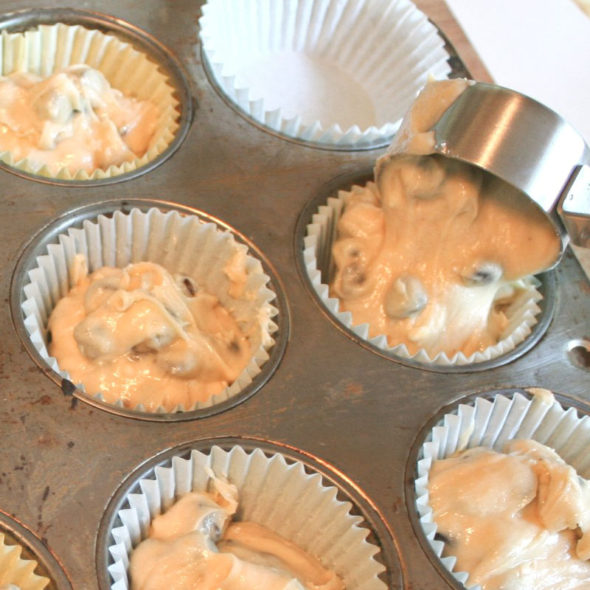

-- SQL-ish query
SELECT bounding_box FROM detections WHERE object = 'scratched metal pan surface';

[0,1,588,590]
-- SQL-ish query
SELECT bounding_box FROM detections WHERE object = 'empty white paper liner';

[21,207,279,413]
[414,389,590,589]
[0,23,179,180]
[106,444,387,589]
[199,0,451,148]
[0,532,49,590]
[303,182,544,366]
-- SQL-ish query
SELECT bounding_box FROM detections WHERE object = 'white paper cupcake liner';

[0,532,49,590]
[106,443,388,590]
[199,0,451,149]
[414,388,590,589]
[0,23,179,180]
[303,182,545,366]
[20,207,279,413]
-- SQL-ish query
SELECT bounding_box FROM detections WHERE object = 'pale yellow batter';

[0,65,158,174]
[429,440,590,589]
[330,80,560,358]
[48,260,252,411]
[130,478,344,590]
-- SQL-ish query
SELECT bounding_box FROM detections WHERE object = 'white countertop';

[446,0,590,145]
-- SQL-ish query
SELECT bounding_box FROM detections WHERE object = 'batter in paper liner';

[429,439,590,589]
[0,64,158,174]
[129,475,344,590]
[48,258,252,411]
[330,79,560,358]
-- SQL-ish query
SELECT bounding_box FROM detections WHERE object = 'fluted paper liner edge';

[199,0,451,148]
[0,532,49,590]
[21,207,279,413]
[106,444,388,590]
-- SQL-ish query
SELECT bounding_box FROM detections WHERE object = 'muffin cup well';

[11,199,288,420]
[300,177,555,371]
[199,0,452,149]
[0,8,192,183]
[410,388,590,589]
[98,438,399,590]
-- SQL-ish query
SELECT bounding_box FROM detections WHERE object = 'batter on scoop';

[330,80,560,358]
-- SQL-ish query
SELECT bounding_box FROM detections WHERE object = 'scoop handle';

[558,163,590,248]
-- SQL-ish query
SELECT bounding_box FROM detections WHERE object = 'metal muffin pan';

[0,0,587,589]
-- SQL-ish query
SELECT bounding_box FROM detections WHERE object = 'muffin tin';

[0,0,588,589]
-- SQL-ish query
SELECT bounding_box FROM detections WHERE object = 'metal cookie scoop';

[429,82,590,262]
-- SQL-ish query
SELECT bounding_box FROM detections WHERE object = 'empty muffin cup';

[410,388,590,589]
[199,0,452,149]
[98,438,398,589]
[0,8,191,183]
[11,200,287,419]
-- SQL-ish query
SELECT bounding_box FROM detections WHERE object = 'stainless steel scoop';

[430,82,590,258]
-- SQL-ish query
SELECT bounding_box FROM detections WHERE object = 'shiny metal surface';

[431,82,590,258]
[559,164,590,248]
[0,1,587,589]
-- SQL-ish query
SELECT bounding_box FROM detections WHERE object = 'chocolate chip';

[61,379,76,397]
[182,277,196,297]
[353,272,366,285]
[463,261,503,286]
